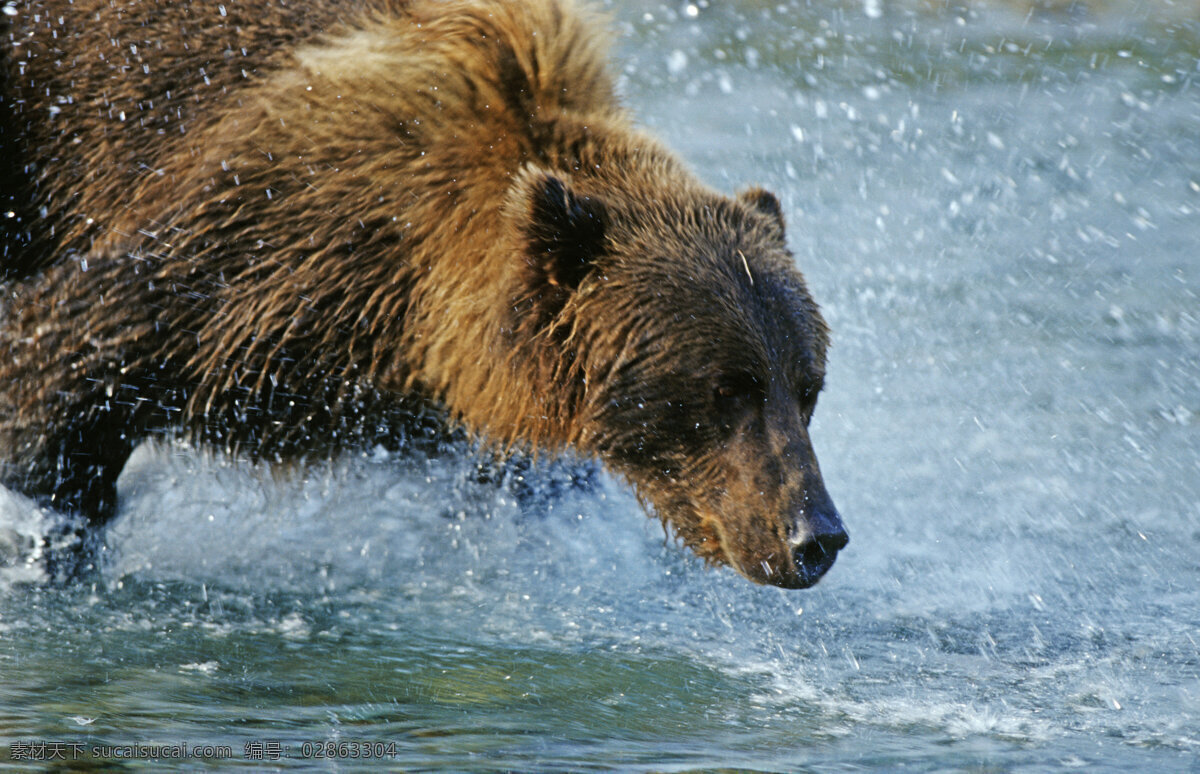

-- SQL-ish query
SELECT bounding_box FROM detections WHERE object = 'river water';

[2,0,1198,770]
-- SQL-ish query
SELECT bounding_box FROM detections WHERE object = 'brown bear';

[0,0,847,588]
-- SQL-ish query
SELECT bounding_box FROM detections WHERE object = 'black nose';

[789,507,848,588]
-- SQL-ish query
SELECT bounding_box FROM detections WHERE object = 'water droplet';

[666,50,687,76]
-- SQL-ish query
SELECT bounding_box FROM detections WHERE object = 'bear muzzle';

[719,477,848,589]
[718,428,849,589]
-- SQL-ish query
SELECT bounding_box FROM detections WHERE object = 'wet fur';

[0,0,846,586]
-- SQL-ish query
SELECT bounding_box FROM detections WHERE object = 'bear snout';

[714,498,847,589]
[738,432,848,589]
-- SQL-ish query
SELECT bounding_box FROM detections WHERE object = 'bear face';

[514,173,848,588]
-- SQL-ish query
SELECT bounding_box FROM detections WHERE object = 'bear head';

[511,169,848,589]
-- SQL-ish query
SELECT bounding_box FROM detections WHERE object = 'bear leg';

[1,411,139,580]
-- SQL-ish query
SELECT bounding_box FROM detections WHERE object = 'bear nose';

[787,500,848,588]
[789,523,848,589]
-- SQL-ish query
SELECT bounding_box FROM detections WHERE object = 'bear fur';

[0,0,847,588]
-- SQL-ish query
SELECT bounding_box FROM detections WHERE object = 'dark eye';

[713,373,762,412]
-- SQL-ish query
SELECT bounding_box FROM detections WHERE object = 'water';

[3,0,1199,769]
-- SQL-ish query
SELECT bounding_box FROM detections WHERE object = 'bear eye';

[712,373,762,412]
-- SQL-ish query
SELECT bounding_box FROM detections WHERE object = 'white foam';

[106,441,667,600]
[0,485,49,587]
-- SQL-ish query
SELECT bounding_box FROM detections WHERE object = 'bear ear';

[524,173,609,293]
[738,186,786,238]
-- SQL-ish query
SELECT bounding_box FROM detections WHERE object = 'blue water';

[3,0,1199,770]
